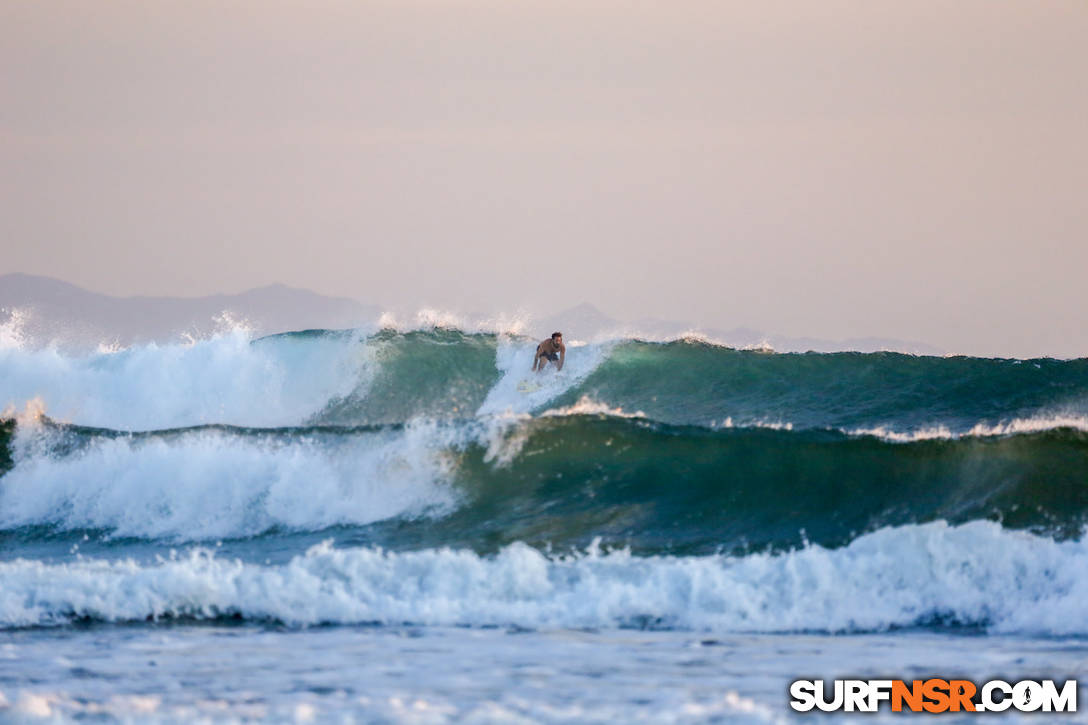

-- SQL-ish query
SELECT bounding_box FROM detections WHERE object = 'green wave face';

[554,342,1088,430]
[282,331,1088,431]
[5,414,1084,554]
[422,416,1088,555]
[312,329,501,425]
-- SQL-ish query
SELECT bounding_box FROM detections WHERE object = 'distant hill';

[0,274,379,348]
[0,275,943,355]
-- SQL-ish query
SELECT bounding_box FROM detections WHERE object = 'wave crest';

[2,521,1084,635]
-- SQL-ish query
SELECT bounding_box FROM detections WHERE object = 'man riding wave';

[532,331,565,373]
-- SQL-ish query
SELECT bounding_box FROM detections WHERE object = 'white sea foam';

[848,413,1088,442]
[0,308,31,350]
[376,308,530,336]
[540,395,645,419]
[713,417,794,431]
[740,339,776,353]
[704,410,1088,440]
[1,521,1084,636]
[476,338,611,417]
[0,420,460,540]
[0,329,373,430]
[473,396,641,469]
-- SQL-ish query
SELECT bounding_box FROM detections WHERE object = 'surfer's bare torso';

[532,333,565,372]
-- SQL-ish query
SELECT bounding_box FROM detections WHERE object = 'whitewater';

[1,325,1086,722]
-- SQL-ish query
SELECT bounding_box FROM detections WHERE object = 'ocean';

[0,326,1086,723]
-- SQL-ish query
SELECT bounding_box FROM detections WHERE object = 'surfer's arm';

[531,345,542,371]
[556,343,565,371]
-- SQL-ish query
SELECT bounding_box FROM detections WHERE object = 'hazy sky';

[2,1,1086,357]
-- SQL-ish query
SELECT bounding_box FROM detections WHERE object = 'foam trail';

[476,337,610,416]
[848,413,1088,442]
[2,521,1085,635]
[0,421,459,540]
[0,330,372,430]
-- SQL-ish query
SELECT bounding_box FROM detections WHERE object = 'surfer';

[532,332,565,373]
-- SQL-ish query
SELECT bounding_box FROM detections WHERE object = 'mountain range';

[0,274,942,355]
[0,273,377,349]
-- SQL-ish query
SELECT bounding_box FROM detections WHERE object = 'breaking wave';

[2,413,1086,551]
[1,521,1084,636]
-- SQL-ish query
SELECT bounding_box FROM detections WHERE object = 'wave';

[3,414,1087,550]
[0,417,460,541]
[3,327,1088,555]
[1,520,1085,635]
[0,328,373,430]
[3,328,1087,435]
[553,340,1088,433]
[445,415,1088,553]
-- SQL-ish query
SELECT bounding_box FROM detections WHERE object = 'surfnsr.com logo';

[790,679,1077,713]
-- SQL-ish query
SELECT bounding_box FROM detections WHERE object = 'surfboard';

[517,380,542,394]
